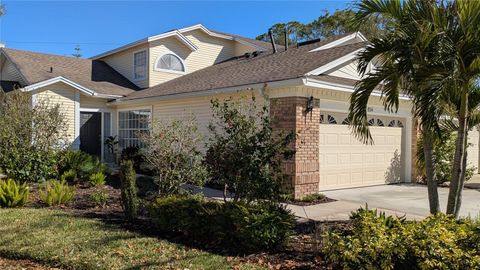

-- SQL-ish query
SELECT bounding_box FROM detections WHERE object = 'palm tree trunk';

[423,131,440,214]
[455,130,469,217]
[447,89,468,217]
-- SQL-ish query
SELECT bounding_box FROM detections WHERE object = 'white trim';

[73,91,81,150]
[303,77,411,100]
[133,49,148,82]
[24,76,96,96]
[310,32,368,52]
[153,52,187,74]
[306,48,365,76]
[91,24,267,60]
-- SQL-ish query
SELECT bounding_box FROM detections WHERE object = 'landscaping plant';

[0,91,67,182]
[89,172,106,186]
[57,150,107,183]
[40,180,75,206]
[149,195,296,253]
[205,96,294,202]
[119,160,138,220]
[0,179,29,208]
[89,190,109,208]
[323,207,480,270]
[141,116,207,196]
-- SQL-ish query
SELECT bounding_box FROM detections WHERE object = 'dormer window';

[155,53,185,73]
[134,50,147,80]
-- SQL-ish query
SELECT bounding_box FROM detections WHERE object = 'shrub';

[89,172,106,186]
[417,132,476,184]
[57,150,106,183]
[141,116,208,196]
[149,196,295,253]
[60,169,76,183]
[323,208,480,270]
[119,160,138,220]
[120,146,146,172]
[301,193,326,202]
[0,179,29,208]
[0,91,67,182]
[205,96,295,202]
[89,191,109,208]
[40,180,75,206]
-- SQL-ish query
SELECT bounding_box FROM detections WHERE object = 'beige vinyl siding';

[80,95,109,109]
[1,59,25,83]
[149,30,245,87]
[34,83,77,143]
[102,44,149,89]
[326,61,362,80]
[114,90,264,150]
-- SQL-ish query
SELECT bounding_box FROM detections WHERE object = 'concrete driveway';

[323,183,480,219]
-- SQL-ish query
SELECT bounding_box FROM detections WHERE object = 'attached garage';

[319,111,405,191]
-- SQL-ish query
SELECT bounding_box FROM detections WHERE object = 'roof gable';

[1,48,139,96]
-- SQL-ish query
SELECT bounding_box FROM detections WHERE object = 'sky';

[0,0,352,58]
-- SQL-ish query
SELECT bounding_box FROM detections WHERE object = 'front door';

[80,112,102,157]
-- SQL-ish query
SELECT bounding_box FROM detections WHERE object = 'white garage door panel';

[319,125,402,191]
[467,129,479,173]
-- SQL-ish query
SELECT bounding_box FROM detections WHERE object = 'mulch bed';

[284,197,336,206]
[24,179,350,270]
[0,257,61,270]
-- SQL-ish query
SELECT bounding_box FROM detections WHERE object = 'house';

[0,24,478,198]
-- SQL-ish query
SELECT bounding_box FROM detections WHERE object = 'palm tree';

[349,0,444,214]
[351,0,480,217]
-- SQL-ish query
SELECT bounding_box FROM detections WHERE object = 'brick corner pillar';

[270,96,320,199]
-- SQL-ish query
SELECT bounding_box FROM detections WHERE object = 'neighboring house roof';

[91,24,275,60]
[1,48,139,96]
[122,35,367,101]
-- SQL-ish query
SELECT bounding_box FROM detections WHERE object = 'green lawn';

[0,208,265,270]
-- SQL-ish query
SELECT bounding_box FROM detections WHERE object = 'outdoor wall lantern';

[305,96,314,113]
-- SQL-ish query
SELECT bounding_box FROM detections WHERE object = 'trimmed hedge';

[323,207,480,270]
[149,196,295,253]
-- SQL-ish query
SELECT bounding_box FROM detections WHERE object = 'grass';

[0,208,265,270]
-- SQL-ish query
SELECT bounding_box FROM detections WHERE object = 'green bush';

[301,193,326,202]
[205,96,295,202]
[89,172,106,186]
[60,169,76,183]
[149,196,295,253]
[0,179,29,208]
[0,91,67,183]
[89,190,109,208]
[57,150,106,183]
[323,208,480,270]
[120,160,138,220]
[40,180,75,206]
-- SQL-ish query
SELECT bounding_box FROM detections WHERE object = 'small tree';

[205,96,294,202]
[0,90,67,182]
[141,116,207,196]
[119,160,138,220]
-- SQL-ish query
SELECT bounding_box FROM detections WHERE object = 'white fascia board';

[303,76,411,100]
[310,32,368,52]
[91,38,148,60]
[109,77,304,106]
[306,48,365,76]
[23,76,96,96]
[148,30,198,51]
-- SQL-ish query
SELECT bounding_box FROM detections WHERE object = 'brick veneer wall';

[270,97,320,199]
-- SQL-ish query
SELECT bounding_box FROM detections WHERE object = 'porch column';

[270,96,320,199]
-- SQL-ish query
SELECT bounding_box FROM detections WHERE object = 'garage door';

[468,128,480,173]
[319,112,404,191]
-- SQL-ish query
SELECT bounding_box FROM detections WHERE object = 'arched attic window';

[155,53,185,73]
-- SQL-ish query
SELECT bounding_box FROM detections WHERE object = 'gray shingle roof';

[123,37,366,101]
[1,48,139,96]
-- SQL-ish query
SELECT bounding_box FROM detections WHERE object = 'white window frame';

[116,106,152,150]
[153,51,187,75]
[133,50,148,81]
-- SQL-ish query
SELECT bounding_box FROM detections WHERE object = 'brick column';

[270,97,320,199]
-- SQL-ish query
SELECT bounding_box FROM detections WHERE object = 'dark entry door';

[80,112,102,157]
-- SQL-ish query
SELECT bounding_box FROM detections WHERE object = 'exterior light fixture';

[305,96,314,113]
